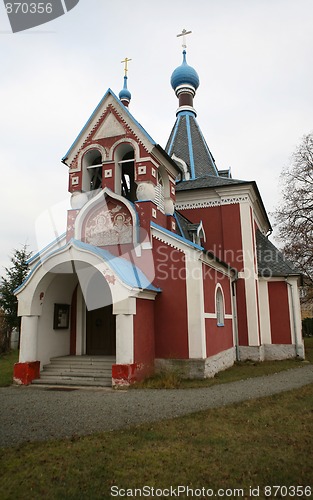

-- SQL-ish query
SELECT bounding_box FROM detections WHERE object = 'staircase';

[32,356,115,388]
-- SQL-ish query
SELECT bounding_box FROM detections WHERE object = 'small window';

[154,171,165,211]
[216,287,224,327]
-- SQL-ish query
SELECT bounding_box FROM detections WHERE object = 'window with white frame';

[82,149,103,193]
[216,287,225,326]
[154,171,165,211]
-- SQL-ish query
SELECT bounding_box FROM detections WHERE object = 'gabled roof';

[256,230,300,277]
[61,88,156,164]
[15,239,160,295]
[166,111,219,178]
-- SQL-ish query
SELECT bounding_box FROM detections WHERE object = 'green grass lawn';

[0,384,312,499]
[0,350,18,386]
[0,341,312,499]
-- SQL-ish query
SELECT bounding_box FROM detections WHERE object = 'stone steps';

[32,355,115,387]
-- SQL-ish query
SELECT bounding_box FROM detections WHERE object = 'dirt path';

[1,364,313,448]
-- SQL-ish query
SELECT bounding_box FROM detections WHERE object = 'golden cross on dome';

[121,57,132,76]
[177,28,192,49]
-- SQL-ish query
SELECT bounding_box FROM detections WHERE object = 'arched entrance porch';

[14,240,159,386]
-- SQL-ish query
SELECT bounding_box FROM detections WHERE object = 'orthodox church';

[14,39,304,387]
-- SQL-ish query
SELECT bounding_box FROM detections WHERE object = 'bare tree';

[274,133,313,305]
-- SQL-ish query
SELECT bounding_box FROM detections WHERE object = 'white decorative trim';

[138,165,146,175]
[151,226,201,255]
[176,106,197,116]
[240,203,260,345]
[151,167,156,178]
[258,280,271,344]
[222,196,249,204]
[152,208,157,218]
[109,137,140,162]
[71,176,79,186]
[176,195,249,210]
[171,221,176,231]
[104,169,112,178]
[138,157,159,168]
[215,283,225,326]
[204,313,232,319]
[185,257,206,358]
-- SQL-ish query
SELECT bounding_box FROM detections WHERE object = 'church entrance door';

[86,305,116,355]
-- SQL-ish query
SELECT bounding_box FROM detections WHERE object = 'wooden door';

[86,305,116,355]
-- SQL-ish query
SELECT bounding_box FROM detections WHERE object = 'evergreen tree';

[0,245,32,352]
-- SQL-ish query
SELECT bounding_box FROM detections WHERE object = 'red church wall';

[153,238,189,359]
[236,278,249,346]
[182,206,223,256]
[202,265,232,314]
[205,319,233,357]
[133,298,155,379]
[179,203,243,271]
[135,201,167,237]
[202,265,233,357]
[221,204,243,271]
[268,281,292,344]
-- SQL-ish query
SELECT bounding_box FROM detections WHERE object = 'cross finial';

[121,57,132,76]
[176,28,192,49]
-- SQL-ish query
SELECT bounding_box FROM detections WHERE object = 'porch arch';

[15,241,150,368]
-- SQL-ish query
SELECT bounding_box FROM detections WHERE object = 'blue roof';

[171,50,200,91]
[151,221,204,251]
[62,88,156,162]
[27,232,66,265]
[15,239,161,294]
[73,240,160,291]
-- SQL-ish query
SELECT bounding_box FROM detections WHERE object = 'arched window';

[82,149,102,192]
[114,143,137,203]
[216,287,225,327]
[120,150,136,202]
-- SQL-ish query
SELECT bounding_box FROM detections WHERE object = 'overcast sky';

[0,0,312,273]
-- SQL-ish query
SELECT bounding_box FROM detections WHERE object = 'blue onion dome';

[119,76,131,101]
[171,50,200,91]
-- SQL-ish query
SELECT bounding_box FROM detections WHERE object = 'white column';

[76,286,84,355]
[185,256,206,358]
[239,203,260,346]
[115,314,134,364]
[258,280,271,344]
[19,316,39,362]
[287,278,305,358]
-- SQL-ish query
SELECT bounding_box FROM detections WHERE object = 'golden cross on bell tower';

[176,28,192,49]
[121,57,132,76]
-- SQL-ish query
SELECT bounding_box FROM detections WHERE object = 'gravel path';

[1,364,313,448]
